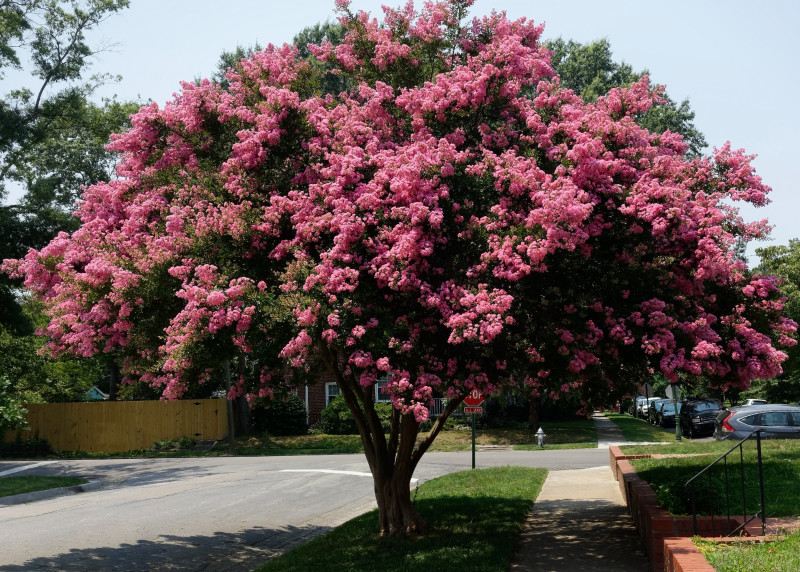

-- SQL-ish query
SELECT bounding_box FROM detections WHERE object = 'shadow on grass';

[261,495,534,572]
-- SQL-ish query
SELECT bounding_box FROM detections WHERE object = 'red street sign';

[464,406,483,414]
[464,389,484,407]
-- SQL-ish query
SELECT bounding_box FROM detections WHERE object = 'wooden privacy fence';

[3,399,229,453]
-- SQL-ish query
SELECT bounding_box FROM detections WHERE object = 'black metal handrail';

[685,430,766,537]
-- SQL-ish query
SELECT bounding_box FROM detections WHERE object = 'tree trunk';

[234,356,251,434]
[108,359,120,401]
[373,460,428,536]
[528,395,541,432]
[234,394,251,435]
[314,342,464,537]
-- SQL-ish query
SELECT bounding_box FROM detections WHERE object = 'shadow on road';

[12,458,230,490]
[2,523,328,571]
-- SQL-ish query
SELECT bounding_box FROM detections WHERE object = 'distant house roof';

[86,386,109,401]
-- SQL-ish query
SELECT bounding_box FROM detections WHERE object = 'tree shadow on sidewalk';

[510,500,649,572]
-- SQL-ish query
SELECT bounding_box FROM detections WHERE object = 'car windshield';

[694,402,717,411]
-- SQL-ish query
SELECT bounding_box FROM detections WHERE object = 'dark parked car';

[679,398,722,438]
[656,401,682,428]
[714,404,800,440]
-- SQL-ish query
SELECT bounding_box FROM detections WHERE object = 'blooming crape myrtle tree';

[4,0,797,535]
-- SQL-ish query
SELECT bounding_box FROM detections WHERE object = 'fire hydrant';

[536,427,546,448]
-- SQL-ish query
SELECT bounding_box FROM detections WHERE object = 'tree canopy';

[3,0,796,535]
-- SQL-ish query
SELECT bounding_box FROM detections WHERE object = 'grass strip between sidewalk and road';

[256,466,548,572]
[694,530,800,572]
[604,412,675,442]
[0,476,87,498]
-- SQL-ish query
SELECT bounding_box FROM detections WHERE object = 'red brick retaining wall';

[608,446,771,572]
[662,538,714,572]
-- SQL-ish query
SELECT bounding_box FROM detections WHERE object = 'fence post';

[756,431,766,535]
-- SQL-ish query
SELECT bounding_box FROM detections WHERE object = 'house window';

[375,375,391,402]
[326,382,341,405]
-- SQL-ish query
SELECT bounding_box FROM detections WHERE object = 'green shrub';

[320,397,397,435]
[0,436,53,458]
[321,396,358,434]
[0,376,28,434]
[151,437,197,451]
[374,402,394,431]
[252,393,308,436]
[484,398,529,428]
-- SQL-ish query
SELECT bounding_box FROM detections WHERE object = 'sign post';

[666,384,681,441]
[463,390,485,469]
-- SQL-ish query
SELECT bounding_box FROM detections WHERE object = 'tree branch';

[411,395,464,468]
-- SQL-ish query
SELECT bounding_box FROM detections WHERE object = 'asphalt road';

[0,449,609,571]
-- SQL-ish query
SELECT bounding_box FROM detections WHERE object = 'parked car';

[679,398,722,438]
[632,396,648,417]
[639,397,661,420]
[647,399,671,425]
[714,404,800,440]
[656,401,682,428]
[740,398,768,407]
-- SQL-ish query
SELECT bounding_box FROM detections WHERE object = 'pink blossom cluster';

[2,0,796,413]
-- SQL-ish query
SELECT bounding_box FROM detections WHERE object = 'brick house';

[294,373,392,426]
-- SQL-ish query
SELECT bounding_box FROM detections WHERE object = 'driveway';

[0,449,609,571]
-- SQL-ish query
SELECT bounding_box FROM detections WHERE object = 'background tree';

[548,38,707,157]
[292,20,350,96]
[4,0,795,536]
[0,0,135,415]
[0,0,134,329]
[754,239,800,402]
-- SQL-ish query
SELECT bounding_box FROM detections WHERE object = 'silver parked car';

[639,397,661,420]
[740,398,767,406]
[714,404,800,440]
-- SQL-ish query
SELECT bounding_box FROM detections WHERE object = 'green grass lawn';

[43,420,597,458]
[604,412,676,443]
[620,439,735,456]
[0,476,87,498]
[694,531,800,572]
[238,421,596,456]
[512,418,597,450]
[621,432,800,571]
[627,439,800,517]
[255,466,548,572]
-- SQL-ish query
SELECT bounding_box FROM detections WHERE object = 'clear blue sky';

[8,0,800,262]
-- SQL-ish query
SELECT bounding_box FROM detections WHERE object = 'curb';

[0,480,103,506]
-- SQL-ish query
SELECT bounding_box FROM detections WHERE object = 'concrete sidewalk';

[508,413,650,571]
